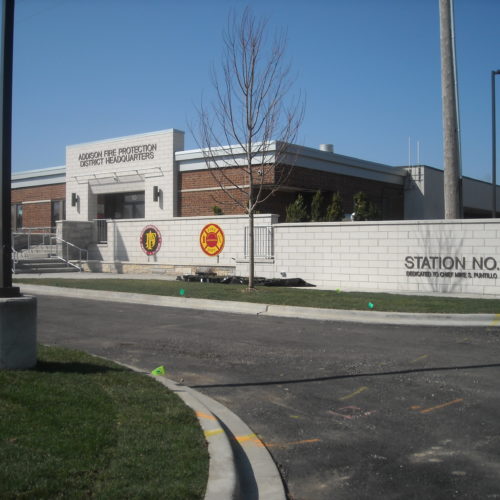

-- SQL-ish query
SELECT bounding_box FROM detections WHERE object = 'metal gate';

[244,226,274,259]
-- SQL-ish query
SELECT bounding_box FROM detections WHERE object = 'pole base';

[0,295,37,369]
[0,286,21,298]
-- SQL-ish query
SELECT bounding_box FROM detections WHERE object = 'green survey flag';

[151,366,166,376]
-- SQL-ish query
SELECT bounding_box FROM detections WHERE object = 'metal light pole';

[0,0,36,371]
[0,0,18,297]
[492,70,500,218]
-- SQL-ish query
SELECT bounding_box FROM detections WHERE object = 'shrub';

[325,191,344,221]
[286,194,308,222]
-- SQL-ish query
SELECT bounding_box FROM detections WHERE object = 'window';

[51,199,66,227]
[97,191,145,219]
[11,203,23,231]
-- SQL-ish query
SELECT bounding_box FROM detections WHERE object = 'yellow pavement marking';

[339,386,368,401]
[411,354,428,363]
[204,428,224,437]
[420,398,464,414]
[491,314,500,327]
[196,411,217,421]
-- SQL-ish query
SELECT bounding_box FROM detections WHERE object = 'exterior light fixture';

[71,193,79,206]
[153,185,161,202]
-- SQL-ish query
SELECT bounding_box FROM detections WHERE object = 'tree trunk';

[248,209,255,289]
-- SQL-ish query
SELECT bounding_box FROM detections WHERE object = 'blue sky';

[11,0,500,182]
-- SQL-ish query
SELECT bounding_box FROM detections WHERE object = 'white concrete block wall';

[266,219,500,296]
[78,215,500,297]
[94,214,275,271]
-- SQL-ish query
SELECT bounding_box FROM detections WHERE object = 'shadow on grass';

[35,360,124,375]
[192,362,500,389]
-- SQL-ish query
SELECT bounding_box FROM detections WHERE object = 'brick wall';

[11,183,65,203]
[286,166,404,219]
[179,190,249,217]
[179,166,274,217]
[11,183,65,228]
[179,165,404,220]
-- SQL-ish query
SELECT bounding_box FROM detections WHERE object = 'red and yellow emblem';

[140,225,162,256]
[200,223,225,256]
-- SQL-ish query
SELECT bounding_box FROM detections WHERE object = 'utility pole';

[0,0,18,296]
[439,0,461,219]
[0,0,36,370]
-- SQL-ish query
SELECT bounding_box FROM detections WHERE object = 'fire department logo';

[140,225,162,255]
[200,223,225,256]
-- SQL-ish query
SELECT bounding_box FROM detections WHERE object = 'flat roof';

[12,166,66,189]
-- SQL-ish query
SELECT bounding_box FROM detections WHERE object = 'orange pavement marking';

[235,434,264,446]
[420,398,464,414]
[196,411,217,421]
[234,434,320,448]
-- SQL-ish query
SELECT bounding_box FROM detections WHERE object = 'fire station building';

[11,128,500,231]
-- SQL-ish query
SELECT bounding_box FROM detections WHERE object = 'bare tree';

[195,8,304,289]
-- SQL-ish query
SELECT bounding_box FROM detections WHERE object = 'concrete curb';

[153,378,239,500]
[100,360,238,500]
[18,283,500,327]
[116,361,286,500]
[19,284,269,316]
[191,386,287,500]
[263,304,500,327]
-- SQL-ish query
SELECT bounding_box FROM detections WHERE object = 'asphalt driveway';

[35,294,500,500]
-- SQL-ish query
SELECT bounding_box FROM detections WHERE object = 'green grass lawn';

[14,277,500,314]
[0,345,208,499]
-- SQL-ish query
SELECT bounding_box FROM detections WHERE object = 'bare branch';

[193,7,304,287]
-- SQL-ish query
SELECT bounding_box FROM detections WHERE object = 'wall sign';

[140,225,162,256]
[404,255,498,280]
[78,143,157,167]
[200,223,225,256]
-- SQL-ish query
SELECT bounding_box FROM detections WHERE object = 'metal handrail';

[16,226,54,233]
[11,247,17,274]
[50,236,88,271]
[12,228,54,251]
[94,219,108,243]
